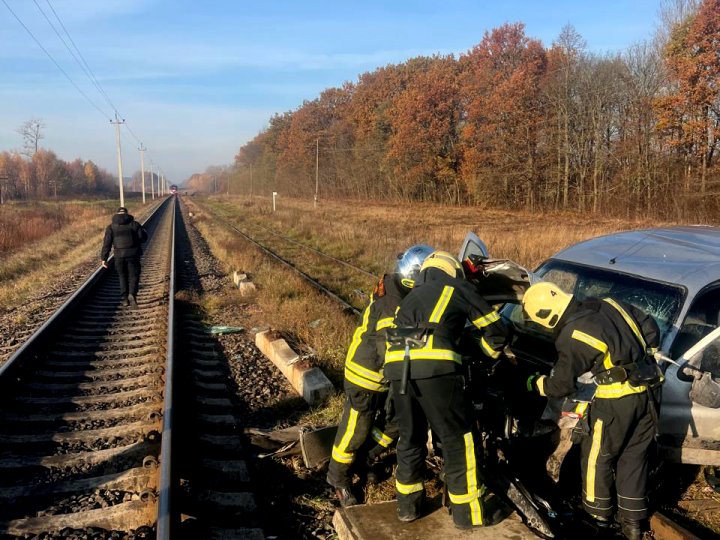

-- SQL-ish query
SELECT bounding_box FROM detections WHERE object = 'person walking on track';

[100,207,148,309]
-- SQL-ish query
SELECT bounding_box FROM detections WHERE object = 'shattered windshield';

[505,260,684,338]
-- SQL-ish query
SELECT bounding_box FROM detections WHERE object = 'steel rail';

[156,196,176,539]
[0,195,174,537]
[218,217,361,316]
[243,220,376,279]
[0,197,170,384]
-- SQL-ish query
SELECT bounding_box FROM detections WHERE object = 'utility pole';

[150,161,155,200]
[111,113,126,207]
[249,164,253,199]
[0,171,8,205]
[139,143,147,204]
[314,138,319,208]
[161,173,165,196]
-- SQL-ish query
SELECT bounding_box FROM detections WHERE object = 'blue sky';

[0,0,662,183]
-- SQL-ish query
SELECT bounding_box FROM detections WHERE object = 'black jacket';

[344,274,409,392]
[100,214,147,261]
[538,298,660,398]
[384,268,508,381]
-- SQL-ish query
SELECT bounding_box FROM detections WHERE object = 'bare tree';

[16,118,45,158]
[654,0,700,49]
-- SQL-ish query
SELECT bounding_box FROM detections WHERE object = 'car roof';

[550,226,720,293]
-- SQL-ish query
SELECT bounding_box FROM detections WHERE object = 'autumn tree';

[655,0,720,204]
[84,161,99,192]
[386,56,462,202]
[459,23,547,209]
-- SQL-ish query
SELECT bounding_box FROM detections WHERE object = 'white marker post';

[272,191,277,212]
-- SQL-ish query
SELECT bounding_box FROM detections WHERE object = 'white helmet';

[396,244,434,288]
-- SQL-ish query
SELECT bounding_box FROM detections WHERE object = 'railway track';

[191,199,378,316]
[0,197,174,538]
[0,197,265,539]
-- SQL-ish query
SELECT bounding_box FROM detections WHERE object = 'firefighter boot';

[620,519,643,540]
[452,500,486,529]
[334,486,358,507]
[326,469,357,507]
[397,490,424,523]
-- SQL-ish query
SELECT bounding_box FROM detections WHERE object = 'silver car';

[460,227,720,466]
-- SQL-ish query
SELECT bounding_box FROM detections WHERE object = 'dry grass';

[190,193,672,394]
[0,201,108,253]
[184,197,357,381]
[0,199,156,310]
[204,195,667,274]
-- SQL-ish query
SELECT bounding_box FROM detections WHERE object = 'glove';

[526,372,540,392]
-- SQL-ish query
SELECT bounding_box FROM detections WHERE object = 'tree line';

[231,0,719,221]
[0,149,116,201]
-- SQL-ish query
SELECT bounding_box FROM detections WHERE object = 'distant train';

[170,184,178,194]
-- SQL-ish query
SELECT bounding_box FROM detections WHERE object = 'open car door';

[660,326,720,465]
[458,231,536,305]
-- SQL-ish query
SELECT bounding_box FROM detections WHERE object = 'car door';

[660,284,720,466]
[458,231,535,305]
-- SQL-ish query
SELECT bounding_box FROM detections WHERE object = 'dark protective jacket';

[100,214,148,261]
[344,273,409,392]
[537,298,661,399]
[384,268,508,381]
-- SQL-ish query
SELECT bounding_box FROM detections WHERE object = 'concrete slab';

[255,330,334,405]
[239,281,257,297]
[333,498,536,540]
[300,425,337,468]
[232,271,249,286]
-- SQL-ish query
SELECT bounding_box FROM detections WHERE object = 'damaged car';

[451,227,720,537]
[460,226,720,467]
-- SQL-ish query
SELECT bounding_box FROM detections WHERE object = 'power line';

[39,1,151,157]
[12,0,158,175]
[40,0,120,115]
[2,0,111,120]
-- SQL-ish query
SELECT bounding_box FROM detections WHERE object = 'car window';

[504,260,684,339]
[670,285,720,359]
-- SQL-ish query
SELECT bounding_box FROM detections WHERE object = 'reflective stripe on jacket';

[344,274,408,392]
[537,298,660,399]
[384,268,508,381]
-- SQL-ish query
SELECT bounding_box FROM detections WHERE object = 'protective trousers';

[327,387,397,489]
[581,391,655,521]
[115,256,141,297]
[391,374,484,528]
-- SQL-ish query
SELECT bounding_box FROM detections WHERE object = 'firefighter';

[326,244,435,506]
[384,251,509,529]
[522,282,662,540]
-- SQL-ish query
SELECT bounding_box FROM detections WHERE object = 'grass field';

[0,197,155,310]
[186,193,667,381]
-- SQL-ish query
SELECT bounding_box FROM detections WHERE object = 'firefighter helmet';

[420,250,465,279]
[522,282,573,329]
[396,244,434,288]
